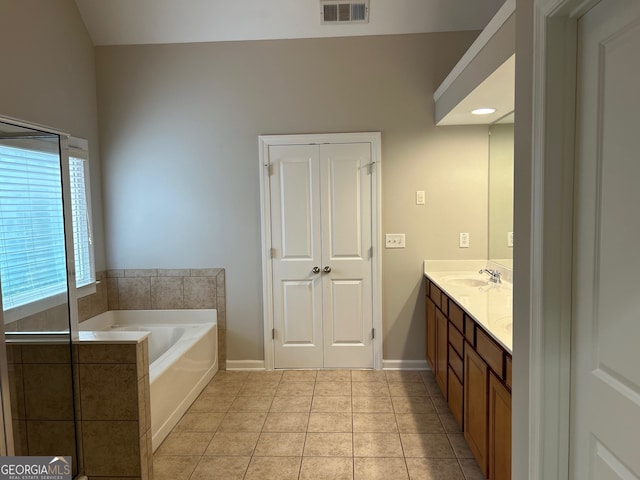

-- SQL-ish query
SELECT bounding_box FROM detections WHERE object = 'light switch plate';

[459,232,470,248]
[385,233,406,248]
[416,191,425,205]
[507,231,514,247]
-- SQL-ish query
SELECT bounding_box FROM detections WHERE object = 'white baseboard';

[226,359,430,371]
[226,360,266,371]
[382,359,430,371]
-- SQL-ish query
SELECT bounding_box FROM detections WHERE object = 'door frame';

[258,132,382,370]
[515,0,602,479]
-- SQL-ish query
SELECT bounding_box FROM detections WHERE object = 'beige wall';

[95,33,489,362]
[0,0,106,271]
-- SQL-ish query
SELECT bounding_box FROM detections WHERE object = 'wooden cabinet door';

[426,297,436,369]
[448,366,463,429]
[489,372,511,480]
[435,309,448,395]
[464,342,489,476]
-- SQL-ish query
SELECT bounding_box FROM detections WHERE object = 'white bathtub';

[80,309,218,450]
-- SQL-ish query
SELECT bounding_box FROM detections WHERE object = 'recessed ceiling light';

[472,108,496,115]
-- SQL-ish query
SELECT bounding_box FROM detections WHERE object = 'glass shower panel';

[0,120,77,472]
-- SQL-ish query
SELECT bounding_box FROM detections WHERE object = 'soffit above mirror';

[434,0,515,126]
[494,112,515,124]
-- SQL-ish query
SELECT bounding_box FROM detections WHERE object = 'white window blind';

[0,144,67,310]
[69,150,95,290]
[0,138,95,312]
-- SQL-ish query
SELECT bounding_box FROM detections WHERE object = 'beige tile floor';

[153,370,487,480]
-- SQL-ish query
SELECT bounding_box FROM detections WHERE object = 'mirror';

[488,113,514,269]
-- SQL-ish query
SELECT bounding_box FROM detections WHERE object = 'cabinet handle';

[312,266,320,274]
[323,266,332,273]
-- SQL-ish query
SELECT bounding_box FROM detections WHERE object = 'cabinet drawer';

[449,345,463,381]
[448,322,464,357]
[441,294,448,316]
[448,367,463,430]
[430,283,442,309]
[465,316,475,345]
[476,328,505,378]
[449,301,464,332]
[506,355,512,390]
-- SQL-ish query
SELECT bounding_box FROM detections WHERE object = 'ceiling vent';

[321,0,369,24]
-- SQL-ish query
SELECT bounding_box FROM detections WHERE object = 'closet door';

[320,143,373,368]
[269,145,324,368]
[269,142,374,369]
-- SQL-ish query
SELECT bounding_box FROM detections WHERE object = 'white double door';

[268,142,373,369]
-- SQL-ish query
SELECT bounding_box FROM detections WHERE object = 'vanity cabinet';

[426,286,453,409]
[425,278,512,480]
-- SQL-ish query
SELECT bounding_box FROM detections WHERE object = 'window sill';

[76,281,97,299]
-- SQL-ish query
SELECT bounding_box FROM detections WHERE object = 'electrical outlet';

[507,231,514,247]
[385,233,406,248]
[459,232,470,248]
[416,191,425,205]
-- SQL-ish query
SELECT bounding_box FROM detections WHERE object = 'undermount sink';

[442,275,489,288]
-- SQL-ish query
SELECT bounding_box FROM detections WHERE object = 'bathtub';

[80,309,218,450]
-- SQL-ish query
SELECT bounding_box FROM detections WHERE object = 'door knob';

[312,266,320,274]
[323,266,332,273]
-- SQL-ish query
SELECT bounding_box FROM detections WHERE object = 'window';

[68,137,96,294]
[0,136,95,317]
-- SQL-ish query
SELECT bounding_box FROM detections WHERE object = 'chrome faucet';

[479,268,502,284]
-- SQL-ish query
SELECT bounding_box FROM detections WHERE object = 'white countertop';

[423,260,513,353]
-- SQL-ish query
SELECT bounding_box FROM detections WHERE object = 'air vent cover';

[321,0,369,24]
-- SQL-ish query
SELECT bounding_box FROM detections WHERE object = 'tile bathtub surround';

[6,343,78,475]
[104,268,224,311]
[77,271,109,322]
[6,339,153,479]
[77,339,153,480]
[85,268,227,369]
[153,370,487,480]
